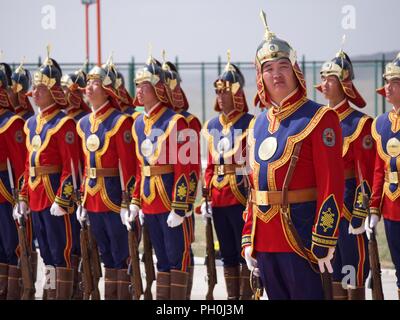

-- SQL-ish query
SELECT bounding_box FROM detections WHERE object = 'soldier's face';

[385,78,400,106]
[136,82,158,106]
[217,90,234,113]
[32,84,55,108]
[262,59,298,103]
[320,75,345,102]
[85,79,108,106]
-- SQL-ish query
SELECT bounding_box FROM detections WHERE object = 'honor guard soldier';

[131,52,191,300]
[201,50,254,300]
[16,48,81,300]
[61,66,92,299]
[242,11,344,300]
[370,52,400,299]
[0,61,27,299]
[162,53,202,300]
[77,57,137,300]
[316,40,376,300]
[10,61,35,120]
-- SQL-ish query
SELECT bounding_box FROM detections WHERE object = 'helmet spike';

[15,56,26,74]
[225,49,232,72]
[147,43,153,64]
[259,10,275,41]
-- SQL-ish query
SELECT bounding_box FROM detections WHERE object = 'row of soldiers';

[1,10,400,301]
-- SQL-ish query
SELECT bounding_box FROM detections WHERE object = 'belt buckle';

[389,172,398,184]
[29,167,36,177]
[217,165,224,175]
[143,166,151,177]
[257,191,269,206]
[89,168,97,179]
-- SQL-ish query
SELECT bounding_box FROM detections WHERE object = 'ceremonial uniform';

[162,59,201,299]
[61,68,91,299]
[131,55,191,300]
[202,55,254,300]
[316,50,376,300]
[241,12,344,300]
[78,60,137,300]
[0,62,27,299]
[371,53,400,298]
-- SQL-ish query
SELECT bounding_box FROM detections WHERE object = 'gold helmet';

[377,52,400,97]
[316,35,366,108]
[213,49,248,113]
[254,10,306,108]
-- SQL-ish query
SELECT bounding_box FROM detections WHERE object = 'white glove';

[120,207,131,231]
[138,209,145,226]
[317,247,335,273]
[167,210,184,228]
[185,210,193,218]
[50,203,67,216]
[244,246,259,276]
[348,223,365,235]
[13,201,30,220]
[365,214,380,239]
[128,204,139,222]
[201,201,213,221]
[76,205,87,225]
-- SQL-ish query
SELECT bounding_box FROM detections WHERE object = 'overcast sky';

[1,0,398,64]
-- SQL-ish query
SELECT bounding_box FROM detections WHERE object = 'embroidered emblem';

[65,131,74,144]
[62,182,73,197]
[15,130,23,143]
[362,135,373,150]
[323,128,335,147]
[177,183,187,201]
[123,130,132,144]
[319,207,335,232]
[141,138,153,157]
[217,137,231,154]
[356,191,364,208]
[387,137,400,157]
[189,178,197,194]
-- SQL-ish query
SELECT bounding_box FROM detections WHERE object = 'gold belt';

[251,188,317,206]
[385,171,400,184]
[142,165,174,177]
[86,167,119,179]
[213,164,245,176]
[29,165,61,177]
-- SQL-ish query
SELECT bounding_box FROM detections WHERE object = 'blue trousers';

[0,202,19,265]
[186,214,195,267]
[144,212,191,272]
[257,252,324,300]
[70,207,81,257]
[88,212,129,269]
[384,219,400,288]
[212,204,246,267]
[332,218,369,287]
[31,208,74,267]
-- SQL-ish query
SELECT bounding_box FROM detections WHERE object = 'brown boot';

[239,265,252,300]
[185,266,194,300]
[170,270,189,300]
[348,287,365,300]
[398,289,400,300]
[70,255,83,300]
[156,272,170,300]
[56,267,74,300]
[0,263,8,300]
[6,265,21,300]
[332,282,348,300]
[117,269,131,300]
[104,268,118,300]
[31,251,38,284]
[224,266,240,300]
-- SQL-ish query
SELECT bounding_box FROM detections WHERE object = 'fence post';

[312,60,317,101]
[217,55,221,76]
[38,56,42,67]
[129,56,135,97]
[175,55,179,71]
[302,54,306,79]
[374,59,378,116]
[201,62,206,123]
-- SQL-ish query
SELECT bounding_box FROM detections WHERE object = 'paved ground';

[34,255,399,300]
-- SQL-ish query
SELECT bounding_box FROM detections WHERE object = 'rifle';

[6,158,35,300]
[357,162,384,300]
[250,269,264,300]
[141,223,155,300]
[119,159,143,300]
[71,160,101,300]
[203,186,217,300]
